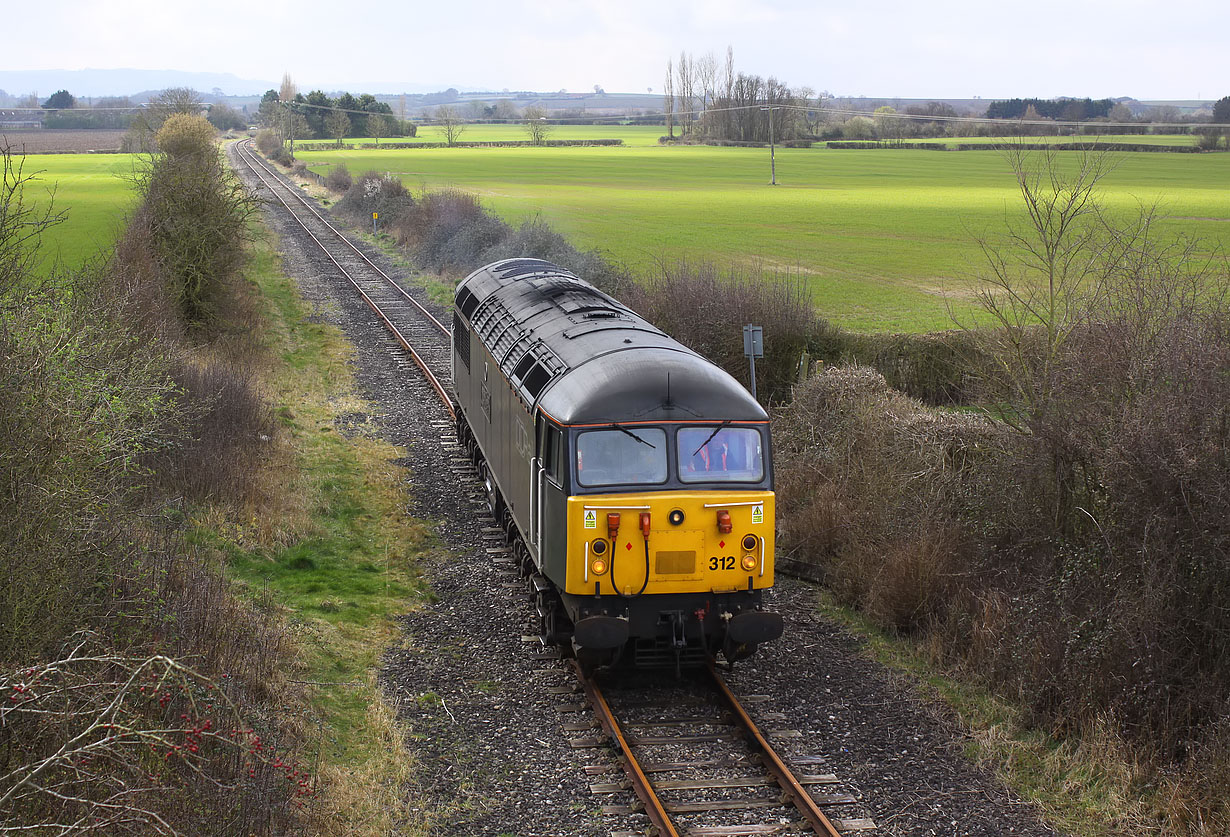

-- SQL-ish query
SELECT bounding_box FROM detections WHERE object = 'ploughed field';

[2,129,127,154]
[296,135,1230,332]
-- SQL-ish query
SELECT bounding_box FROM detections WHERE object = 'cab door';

[533,414,567,578]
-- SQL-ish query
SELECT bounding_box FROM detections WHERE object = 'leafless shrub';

[479,217,622,288]
[773,365,1014,628]
[0,140,308,834]
[253,130,281,157]
[619,259,827,404]
[333,170,415,227]
[0,632,305,836]
[322,162,352,194]
[392,189,504,273]
[158,358,275,505]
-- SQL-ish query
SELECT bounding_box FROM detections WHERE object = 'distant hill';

[0,69,277,99]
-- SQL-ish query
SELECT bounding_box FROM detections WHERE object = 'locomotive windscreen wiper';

[610,423,657,448]
[691,421,731,457]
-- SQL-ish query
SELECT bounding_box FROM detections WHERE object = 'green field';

[296,139,1230,332]
[891,134,1203,147]
[349,123,667,147]
[10,154,139,272]
[346,124,1202,150]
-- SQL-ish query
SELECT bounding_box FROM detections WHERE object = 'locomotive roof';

[456,259,766,425]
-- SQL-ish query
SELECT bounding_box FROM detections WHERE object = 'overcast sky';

[7,0,1226,100]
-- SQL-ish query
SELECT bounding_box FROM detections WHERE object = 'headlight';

[740,554,757,571]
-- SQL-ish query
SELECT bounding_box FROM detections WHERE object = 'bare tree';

[696,51,718,109]
[1,143,66,293]
[278,73,299,158]
[677,51,695,136]
[123,87,206,153]
[278,73,297,107]
[325,108,351,147]
[492,99,520,121]
[663,59,675,139]
[695,51,719,136]
[523,105,553,145]
[435,105,466,146]
[367,112,391,145]
[972,147,1115,406]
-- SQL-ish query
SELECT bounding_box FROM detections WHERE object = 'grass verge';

[190,225,435,834]
[815,592,1175,837]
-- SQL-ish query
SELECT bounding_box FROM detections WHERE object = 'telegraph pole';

[759,105,779,185]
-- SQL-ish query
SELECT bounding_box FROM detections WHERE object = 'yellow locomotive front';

[552,421,782,668]
[565,490,775,597]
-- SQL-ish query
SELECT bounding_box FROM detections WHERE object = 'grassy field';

[347,125,1202,150]
[296,140,1230,332]
[891,134,1203,147]
[10,153,139,271]
[343,123,665,147]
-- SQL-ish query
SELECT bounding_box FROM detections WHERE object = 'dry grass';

[308,674,417,835]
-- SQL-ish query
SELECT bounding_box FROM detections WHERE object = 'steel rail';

[578,657,847,836]
[234,140,449,337]
[573,661,679,837]
[707,663,844,837]
[233,141,455,421]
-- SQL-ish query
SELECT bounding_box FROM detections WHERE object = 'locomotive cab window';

[678,426,765,483]
[541,422,563,484]
[576,427,667,487]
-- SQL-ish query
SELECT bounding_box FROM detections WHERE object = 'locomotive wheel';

[513,541,533,579]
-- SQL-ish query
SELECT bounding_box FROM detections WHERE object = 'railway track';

[234,142,875,836]
[567,663,875,836]
[231,139,455,419]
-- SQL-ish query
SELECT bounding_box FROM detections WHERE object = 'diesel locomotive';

[451,259,782,669]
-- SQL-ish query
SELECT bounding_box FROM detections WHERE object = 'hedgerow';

[0,136,302,833]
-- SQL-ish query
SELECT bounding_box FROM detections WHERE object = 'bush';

[618,259,826,404]
[134,115,258,325]
[773,365,1013,628]
[323,162,352,193]
[333,170,415,226]
[391,189,503,272]
[254,128,281,156]
[0,140,303,836]
[841,116,875,139]
[481,217,624,289]
[156,112,216,158]
[811,329,985,405]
